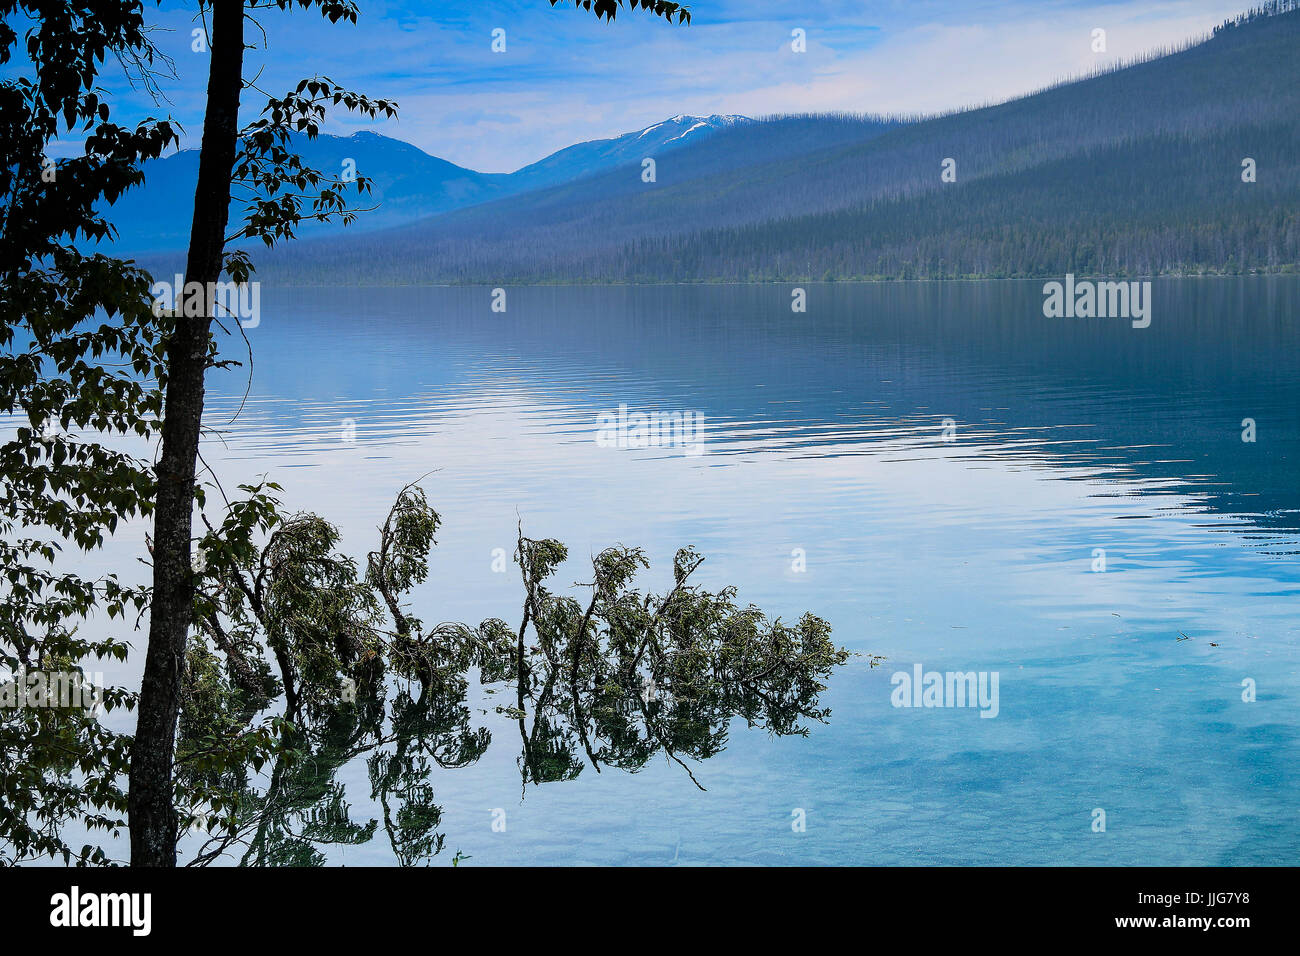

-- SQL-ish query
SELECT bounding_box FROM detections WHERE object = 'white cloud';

[371,0,1248,171]
[65,0,1253,172]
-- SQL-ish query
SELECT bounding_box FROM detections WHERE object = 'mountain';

[103,114,755,255]
[102,131,501,254]
[506,113,754,192]
[253,4,1300,284]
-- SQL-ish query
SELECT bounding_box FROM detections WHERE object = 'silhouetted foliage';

[176,483,856,865]
[0,0,177,866]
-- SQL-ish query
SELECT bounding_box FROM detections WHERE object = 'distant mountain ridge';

[507,113,754,193]
[104,113,755,254]
[249,3,1300,284]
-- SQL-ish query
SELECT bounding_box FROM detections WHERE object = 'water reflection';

[209,278,1300,542]
[182,494,855,866]
[175,278,1300,865]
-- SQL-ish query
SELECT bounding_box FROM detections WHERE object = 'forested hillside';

[254,3,1300,284]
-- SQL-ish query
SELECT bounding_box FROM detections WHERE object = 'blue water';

[167,279,1300,863]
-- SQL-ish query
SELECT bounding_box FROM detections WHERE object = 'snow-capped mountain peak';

[638,113,751,138]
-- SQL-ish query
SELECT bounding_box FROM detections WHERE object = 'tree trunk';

[129,0,245,867]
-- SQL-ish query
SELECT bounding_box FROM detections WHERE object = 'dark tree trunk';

[129,0,245,867]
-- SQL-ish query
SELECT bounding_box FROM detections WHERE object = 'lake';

[85,278,1300,864]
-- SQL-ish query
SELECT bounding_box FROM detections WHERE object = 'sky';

[23,0,1253,172]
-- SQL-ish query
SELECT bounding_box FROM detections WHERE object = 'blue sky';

[25,0,1251,171]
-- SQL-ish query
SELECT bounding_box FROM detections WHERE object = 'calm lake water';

[82,279,1300,864]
